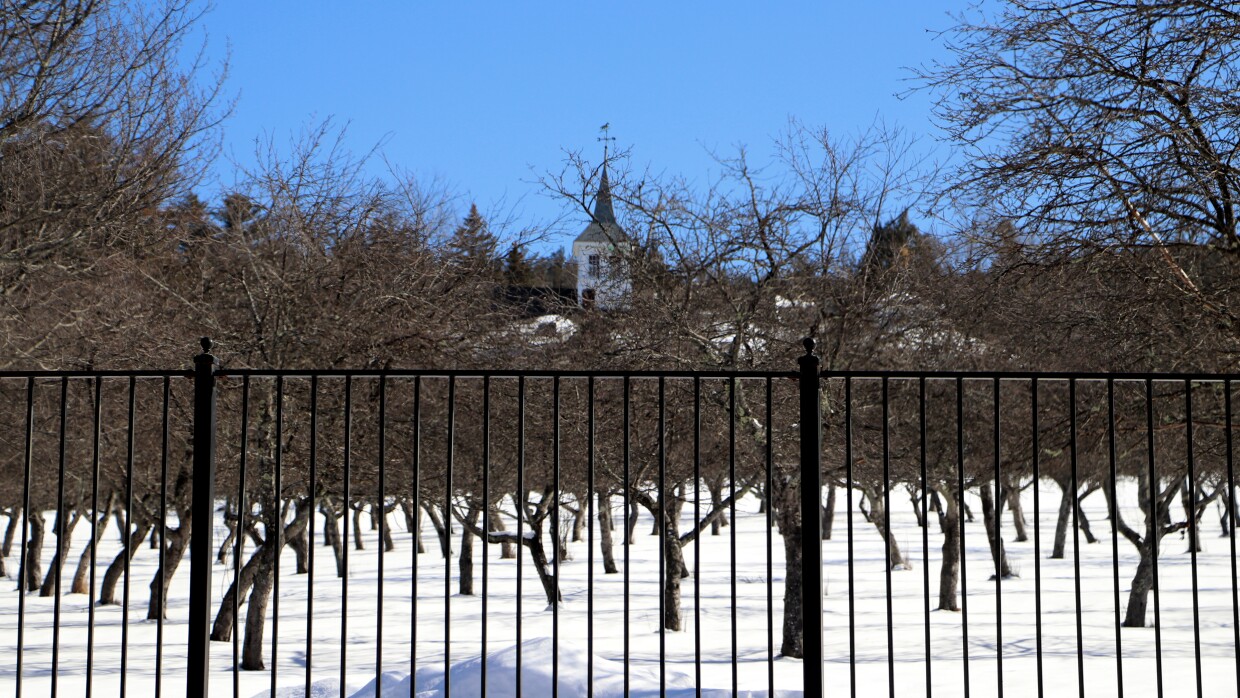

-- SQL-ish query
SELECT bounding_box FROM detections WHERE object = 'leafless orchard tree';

[0,0,226,368]
[545,122,938,656]
[921,0,1240,627]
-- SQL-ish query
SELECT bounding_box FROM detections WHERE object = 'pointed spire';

[592,163,618,226]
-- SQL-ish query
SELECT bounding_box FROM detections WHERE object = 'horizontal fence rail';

[1,346,1239,697]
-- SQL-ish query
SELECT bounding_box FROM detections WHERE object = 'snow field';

[0,478,1237,697]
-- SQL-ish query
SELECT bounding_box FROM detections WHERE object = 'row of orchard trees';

[5,0,1240,675]
[3,115,1236,671]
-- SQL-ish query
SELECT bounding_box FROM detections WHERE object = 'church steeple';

[592,164,618,227]
[572,128,631,310]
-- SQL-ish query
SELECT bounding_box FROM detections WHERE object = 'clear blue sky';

[195,2,969,246]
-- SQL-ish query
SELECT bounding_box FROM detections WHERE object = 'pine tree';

[503,245,537,287]
[861,209,920,273]
[447,203,499,266]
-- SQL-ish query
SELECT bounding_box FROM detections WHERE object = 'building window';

[582,288,596,308]
[588,254,601,278]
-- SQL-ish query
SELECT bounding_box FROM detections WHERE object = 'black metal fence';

[2,341,1239,697]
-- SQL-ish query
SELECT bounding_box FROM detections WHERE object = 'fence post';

[188,337,218,698]
[798,337,824,694]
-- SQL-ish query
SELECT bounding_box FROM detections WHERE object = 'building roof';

[575,165,629,246]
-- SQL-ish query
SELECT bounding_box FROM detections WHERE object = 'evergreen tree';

[503,245,537,286]
[540,247,575,288]
[447,203,500,266]
[861,209,920,273]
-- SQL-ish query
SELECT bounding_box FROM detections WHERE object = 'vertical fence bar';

[377,376,388,692]
[765,376,775,697]
[517,375,526,698]
[51,376,67,698]
[236,377,250,698]
[188,339,218,698]
[1107,379,1124,698]
[693,376,702,698]
[306,376,318,697]
[622,375,630,698]
[798,339,823,696]
[956,377,970,698]
[585,376,593,698]
[15,377,34,698]
[409,376,419,695]
[1185,380,1203,698]
[86,377,102,698]
[845,376,856,698]
[992,377,1003,698]
[882,376,894,698]
[482,376,491,698]
[1146,378,1165,698]
[441,376,451,698]
[445,375,455,697]
[1069,379,1085,697]
[121,376,136,698]
[271,375,285,695]
[1227,379,1239,696]
[659,376,667,696]
[729,376,739,697]
[1031,379,1044,698]
[156,379,171,698]
[920,377,931,698]
[553,375,561,698]
[342,376,354,698]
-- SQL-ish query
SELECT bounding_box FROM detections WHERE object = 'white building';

[572,164,631,310]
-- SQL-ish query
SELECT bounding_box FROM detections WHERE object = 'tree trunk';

[571,496,587,542]
[625,499,639,545]
[598,491,618,574]
[320,503,345,578]
[425,504,451,557]
[490,506,513,559]
[931,489,947,532]
[214,499,311,641]
[147,523,190,619]
[779,505,805,657]
[937,486,961,612]
[352,505,365,551]
[3,507,19,558]
[376,501,395,552]
[459,506,481,595]
[71,494,115,594]
[1006,479,1029,542]
[822,482,836,540]
[100,521,151,605]
[526,531,560,605]
[710,481,726,535]
[1122,537,1158,628]
[218,497,238,566]
[40,508,83,597]
[909,485,925,528]
[24,512,44,592]
[863,487,908,570]
[1052,478,1073,559]
[289,519,309,574]
[241,544,275,670]
[1077,490,1100,545]
[662,514,685,631]
[211,541,264,641]
[979,484,1013,579]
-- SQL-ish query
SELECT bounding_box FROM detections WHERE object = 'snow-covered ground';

[1,480,1238,697]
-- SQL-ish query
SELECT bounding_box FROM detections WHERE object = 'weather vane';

[598,122,615,159]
